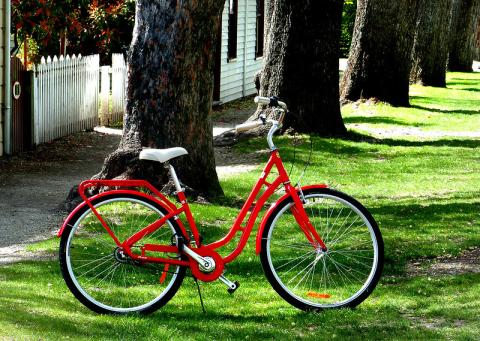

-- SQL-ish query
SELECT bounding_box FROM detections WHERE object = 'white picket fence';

[32,54,100,145]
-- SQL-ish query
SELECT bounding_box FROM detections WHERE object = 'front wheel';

[260,188,383,311]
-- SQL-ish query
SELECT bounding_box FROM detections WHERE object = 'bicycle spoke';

[72,253,113,270]
[274,249,317,270]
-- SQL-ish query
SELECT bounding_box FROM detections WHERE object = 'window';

[255,0,265,58]
[228,0,238,61]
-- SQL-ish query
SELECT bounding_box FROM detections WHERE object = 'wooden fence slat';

[111,53,126,124]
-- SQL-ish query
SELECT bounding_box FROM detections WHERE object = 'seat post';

[167,163,183,193]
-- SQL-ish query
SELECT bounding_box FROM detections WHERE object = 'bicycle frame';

[58,149,328,271]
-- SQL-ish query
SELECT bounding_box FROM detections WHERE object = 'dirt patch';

[406,247,480,276]
[215,146,267,178]
[0,245,56,264]
[402,314,467,331]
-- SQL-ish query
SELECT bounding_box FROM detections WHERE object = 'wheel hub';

[314,249,327,262]
[113,247,131,263]
[199,256,216,273]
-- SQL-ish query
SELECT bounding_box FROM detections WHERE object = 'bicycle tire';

[260,187,383,311]
[59,193,186,314]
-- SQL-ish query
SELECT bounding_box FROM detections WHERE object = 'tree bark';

[258,0,346,135]
[96,0,224,199]
[410,0,453,87]
[476,16,480,60]
[449,0,480,71]
[255,0,347,135]
[340,0,420,107]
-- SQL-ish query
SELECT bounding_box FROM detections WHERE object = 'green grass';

[1,72,479,340]
[342,72,480,133]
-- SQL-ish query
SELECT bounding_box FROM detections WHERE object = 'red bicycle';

[58,96,384,314]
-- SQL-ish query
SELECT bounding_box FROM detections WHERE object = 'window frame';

[227,0,239,61]
[255,0,265,59]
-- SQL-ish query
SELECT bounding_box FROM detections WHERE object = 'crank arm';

[182,245,212,270]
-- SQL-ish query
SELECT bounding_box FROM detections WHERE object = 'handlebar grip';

[235,120,263,132]
[254,96,271,106]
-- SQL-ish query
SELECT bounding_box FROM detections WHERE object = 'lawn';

[1,72,479,340]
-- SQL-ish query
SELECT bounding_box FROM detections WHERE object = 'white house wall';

[220,0,264,103]
[0,0,5,156]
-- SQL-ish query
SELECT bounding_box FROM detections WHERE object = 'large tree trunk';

[410,0,453,87]
[340,0,420,107]
[449,0,480,71]
[250,0,347,135]
[476,17,480,60]
[254,0,346,135]
[96,0,224,198]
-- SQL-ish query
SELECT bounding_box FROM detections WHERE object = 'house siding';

[0,0,5,156]
[219,0,264,103]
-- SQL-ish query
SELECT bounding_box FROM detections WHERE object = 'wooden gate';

[11,57,31,153]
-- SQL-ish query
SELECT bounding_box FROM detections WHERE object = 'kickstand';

[194,278,206,314]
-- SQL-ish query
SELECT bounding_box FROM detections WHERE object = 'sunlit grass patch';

[342,72,480,134]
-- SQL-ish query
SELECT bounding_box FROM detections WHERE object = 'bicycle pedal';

[219,275,240,294]
[227,281,240,294]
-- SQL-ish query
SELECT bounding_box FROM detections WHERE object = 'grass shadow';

[410,95,480,115]
[447,78,480,89]
[369,199,480,272]
[346,131,480,148]
[410,104,479,115]
[455,88,480,92]
[343,116,415,126]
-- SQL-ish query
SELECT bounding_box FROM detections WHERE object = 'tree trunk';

[449,0,480,71]
[410,0,453,87]
[476,17,480,60]
[96,0,224,199]
[340,0,420,107]
[256,0,346,135]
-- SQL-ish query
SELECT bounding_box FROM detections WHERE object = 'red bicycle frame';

[58,149,328,273]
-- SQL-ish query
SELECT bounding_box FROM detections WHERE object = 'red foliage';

[12,0,135,62]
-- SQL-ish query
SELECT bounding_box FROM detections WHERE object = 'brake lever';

[259,113,267,124]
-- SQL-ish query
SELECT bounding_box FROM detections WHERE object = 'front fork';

[286,184,328,252]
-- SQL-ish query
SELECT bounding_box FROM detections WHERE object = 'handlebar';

[234,96,287,133]
[234,96,287,150]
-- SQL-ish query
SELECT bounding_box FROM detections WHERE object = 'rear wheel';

[59,193,186,314]
[260,188,383,310]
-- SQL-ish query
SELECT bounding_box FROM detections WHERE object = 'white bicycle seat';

[139,147,188,163]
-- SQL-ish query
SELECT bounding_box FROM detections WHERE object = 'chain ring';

[189,248,224,282]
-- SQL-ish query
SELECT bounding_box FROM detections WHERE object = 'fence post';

[100,65,110,126]
[111,54,126,123]
[31,66,38,145]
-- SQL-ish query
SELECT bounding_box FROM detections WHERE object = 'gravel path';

[0,132,120,262]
